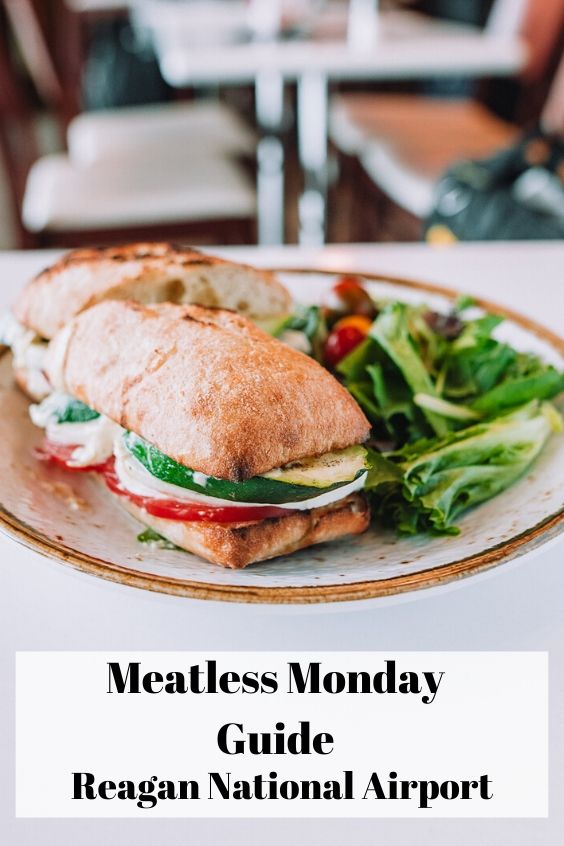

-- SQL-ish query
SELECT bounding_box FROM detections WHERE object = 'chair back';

[487,0,564,84]
[1,0,64,108]
[1,0,82,128]
[518,0,564,86]
[485,0,529,38]
[0,12,41,245]
[541,52,564,133]
[481,0,564,123]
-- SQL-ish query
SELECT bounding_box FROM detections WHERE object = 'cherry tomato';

[325,276,376,319]
[324,315,371,369]
[102,460,294,524]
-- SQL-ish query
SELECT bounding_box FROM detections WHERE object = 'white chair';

[329,0,548,223]
[22,151,256,243]
[0,0,258,247]
[330,96,518,220]
[67,99,257,167]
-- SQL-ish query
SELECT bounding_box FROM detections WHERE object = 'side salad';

[274,276,564,536]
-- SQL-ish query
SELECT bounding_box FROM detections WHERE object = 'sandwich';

[0,242,291,402]
[32,300,371,568]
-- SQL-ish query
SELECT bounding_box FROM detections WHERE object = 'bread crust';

[46,301,370,480]
[13,243,291,338]
[114,490,370,568]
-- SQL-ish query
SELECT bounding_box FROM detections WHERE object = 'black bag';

[82,20,171,111]
[425,128,564,241]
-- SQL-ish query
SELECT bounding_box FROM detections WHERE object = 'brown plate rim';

[1,267,562,604]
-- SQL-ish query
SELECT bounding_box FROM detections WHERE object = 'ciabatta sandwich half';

[1,242,291,401]
[33,301,371,569]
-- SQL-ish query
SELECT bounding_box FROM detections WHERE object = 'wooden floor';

[283,136,423,245]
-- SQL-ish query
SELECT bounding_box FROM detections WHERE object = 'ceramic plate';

[0,270,562,603]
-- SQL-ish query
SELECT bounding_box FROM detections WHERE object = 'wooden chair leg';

[31,216,257,250]
[327,151,372,243]
[349,158,422,243]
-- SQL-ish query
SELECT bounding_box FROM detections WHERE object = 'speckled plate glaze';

[0,270,562,604]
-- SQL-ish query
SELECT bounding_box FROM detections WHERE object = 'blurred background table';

[0,1,562,251]
[132,1,525,244]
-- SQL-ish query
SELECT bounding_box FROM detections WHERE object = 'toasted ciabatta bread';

[13,242,291,339]
[45,301,370,481]
[112,490,370,569]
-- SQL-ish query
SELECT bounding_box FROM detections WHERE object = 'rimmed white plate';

[0,270,562,603]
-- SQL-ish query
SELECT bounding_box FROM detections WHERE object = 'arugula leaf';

[137,528,179,550]
[453,294,476,312]
[366,363,429,442]
[56,398,100,424]
[347,381,383,421]
[443,340,516,399]
[470,367,564,415]
[369,303,450,437]
[337,337,376,381]
[451,314,504,349]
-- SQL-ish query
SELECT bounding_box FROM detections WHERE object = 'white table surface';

[1,241,563,845]
[66,1,126,11]
[137,8,524,86]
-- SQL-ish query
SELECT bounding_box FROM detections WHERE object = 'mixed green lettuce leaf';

[273,305,327,360]
[338,299,564,447]
[364,401,562,535]
[333,295,563,534]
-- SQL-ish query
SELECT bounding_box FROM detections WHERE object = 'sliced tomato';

[34,439,110,473]
[102,460,293,524]
[35,440,295,524]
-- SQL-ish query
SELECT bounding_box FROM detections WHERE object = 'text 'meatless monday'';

[71,659,494,810]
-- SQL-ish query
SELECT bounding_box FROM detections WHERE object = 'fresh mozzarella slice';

[0,311,37,362]
[278,328,312,355]
[30,399,122,467]
[29,392,77,427]
[0,310,50,398]
[44,323,72,392]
